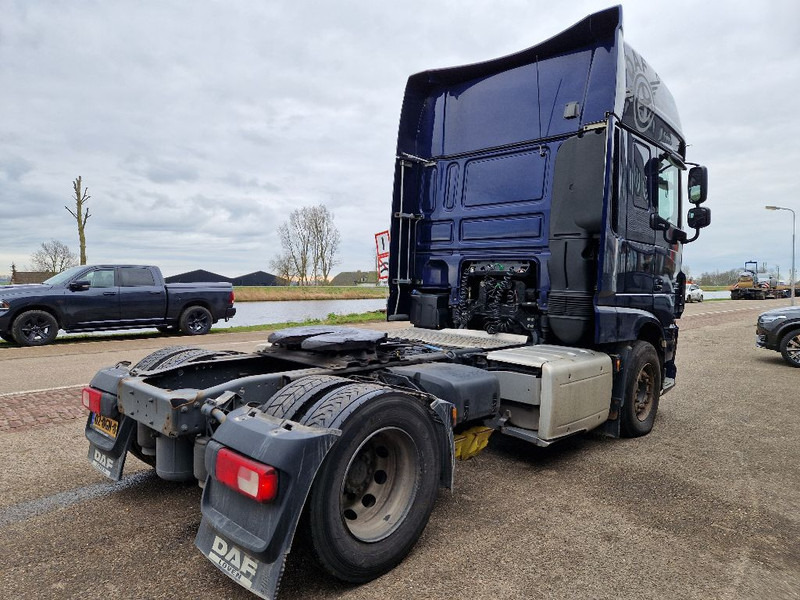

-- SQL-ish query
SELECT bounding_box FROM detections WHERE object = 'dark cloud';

[1,0,798,279]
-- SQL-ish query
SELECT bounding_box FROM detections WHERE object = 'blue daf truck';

[82,7,710,599]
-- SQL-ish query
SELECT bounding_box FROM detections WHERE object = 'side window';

[631,142,651,210]
[657,161,680,226]
[120,268,156,287]
[86,269,115,288]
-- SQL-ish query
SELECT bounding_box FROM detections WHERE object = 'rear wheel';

[12,310,59,346]
[620,341,662,437]
[779,329,800,367]
[179,306,212,335]
[301,384,441,583]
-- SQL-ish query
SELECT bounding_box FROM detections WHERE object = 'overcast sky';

[2,0,799,280]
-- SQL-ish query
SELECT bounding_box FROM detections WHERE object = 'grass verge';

[234,286,388,302]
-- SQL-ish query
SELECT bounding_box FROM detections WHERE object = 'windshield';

[42,266,88,286]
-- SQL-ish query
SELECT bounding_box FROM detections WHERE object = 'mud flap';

[195,408,340,600]
[429,398,455,489]
[85,414,136,481]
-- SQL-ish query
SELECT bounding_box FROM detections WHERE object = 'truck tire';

[130,345,242,374]
[779,329,800,368]
[179,305,212,335]
[300,383,441,583]
[620,340,661,438]
[260,375,352,420]
[12,310,59,346]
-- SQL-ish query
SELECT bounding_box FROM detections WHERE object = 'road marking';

[0,384,84,398]
[0,470,157,528]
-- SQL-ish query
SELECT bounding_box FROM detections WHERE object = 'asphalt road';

[0,301,798,599]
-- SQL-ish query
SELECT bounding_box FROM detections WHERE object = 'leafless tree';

[274,205,340,286]
[65,176,91,264]
[308,205,340,285]
[30,239,78,273]
[269,253,295,285]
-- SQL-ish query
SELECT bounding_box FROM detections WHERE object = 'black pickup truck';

[0,265,235,346]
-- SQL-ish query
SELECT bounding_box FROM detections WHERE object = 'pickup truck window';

[43,265,85,286]
[86,269,115,288]
[120,268,156,287]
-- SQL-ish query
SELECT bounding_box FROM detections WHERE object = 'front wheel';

[620,340,662,438]
[301,384,441,583]
[12,310,59,346]
[779,329,800,367]
[179,306,212,335]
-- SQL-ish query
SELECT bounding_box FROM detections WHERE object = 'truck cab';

[387,6,709,393]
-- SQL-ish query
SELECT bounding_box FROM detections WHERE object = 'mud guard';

[85,414,136,481]
[195,407,340,600]
[429,398,455,489]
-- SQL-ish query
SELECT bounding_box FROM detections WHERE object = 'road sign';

[375,230,390,283]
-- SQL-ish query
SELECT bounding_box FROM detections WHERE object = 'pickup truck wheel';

[301,384,440,583]
[779,329,800,367]
[12,310,59,346]
[620,340,661,438]
[179,306,212,335]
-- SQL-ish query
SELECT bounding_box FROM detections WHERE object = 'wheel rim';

[633,362,656,422]
[187,310,209,332]
[339,427,419,543]
[21,316,53,342]
[786,334,800,364]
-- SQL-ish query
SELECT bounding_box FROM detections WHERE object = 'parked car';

[685,283,704,302]
[0,265,235,346]
[756,306,800,367]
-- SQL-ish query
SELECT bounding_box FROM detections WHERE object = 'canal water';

[215,298,387,328]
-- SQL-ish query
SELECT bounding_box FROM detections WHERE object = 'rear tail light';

[216,448,278,503]
[81,387,102,413]
[229,290,235,306]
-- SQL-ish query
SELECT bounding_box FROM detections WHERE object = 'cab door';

[64,267,120,327]
[117,267,166,324]
[651,155,682,326]
[619,133,656,313]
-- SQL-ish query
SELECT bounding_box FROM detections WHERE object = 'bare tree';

[30,240,77,273]
[269,253,295,285]
[278,209,313,285]
[308,205,340,285]
[65,176,91,264]
[275,205,341,286]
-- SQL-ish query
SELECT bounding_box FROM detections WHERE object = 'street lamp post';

[765,205,796,306]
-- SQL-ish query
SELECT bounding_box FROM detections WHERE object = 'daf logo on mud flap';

[93,450,114,470]
[208,536,259,589]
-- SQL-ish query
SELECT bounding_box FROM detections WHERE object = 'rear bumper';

[224,307,236,321]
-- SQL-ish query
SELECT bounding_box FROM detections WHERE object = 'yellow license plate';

[92,414,119,439]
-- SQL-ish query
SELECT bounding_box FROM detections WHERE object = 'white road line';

[0,383,85,398]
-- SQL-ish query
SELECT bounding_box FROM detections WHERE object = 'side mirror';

[687,206,711,229]
[69,280,90,292]
[688,166,708,205]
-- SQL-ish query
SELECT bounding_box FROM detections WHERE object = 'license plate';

[92,413,119,439]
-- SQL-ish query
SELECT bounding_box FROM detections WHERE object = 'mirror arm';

[683,228,701,244]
